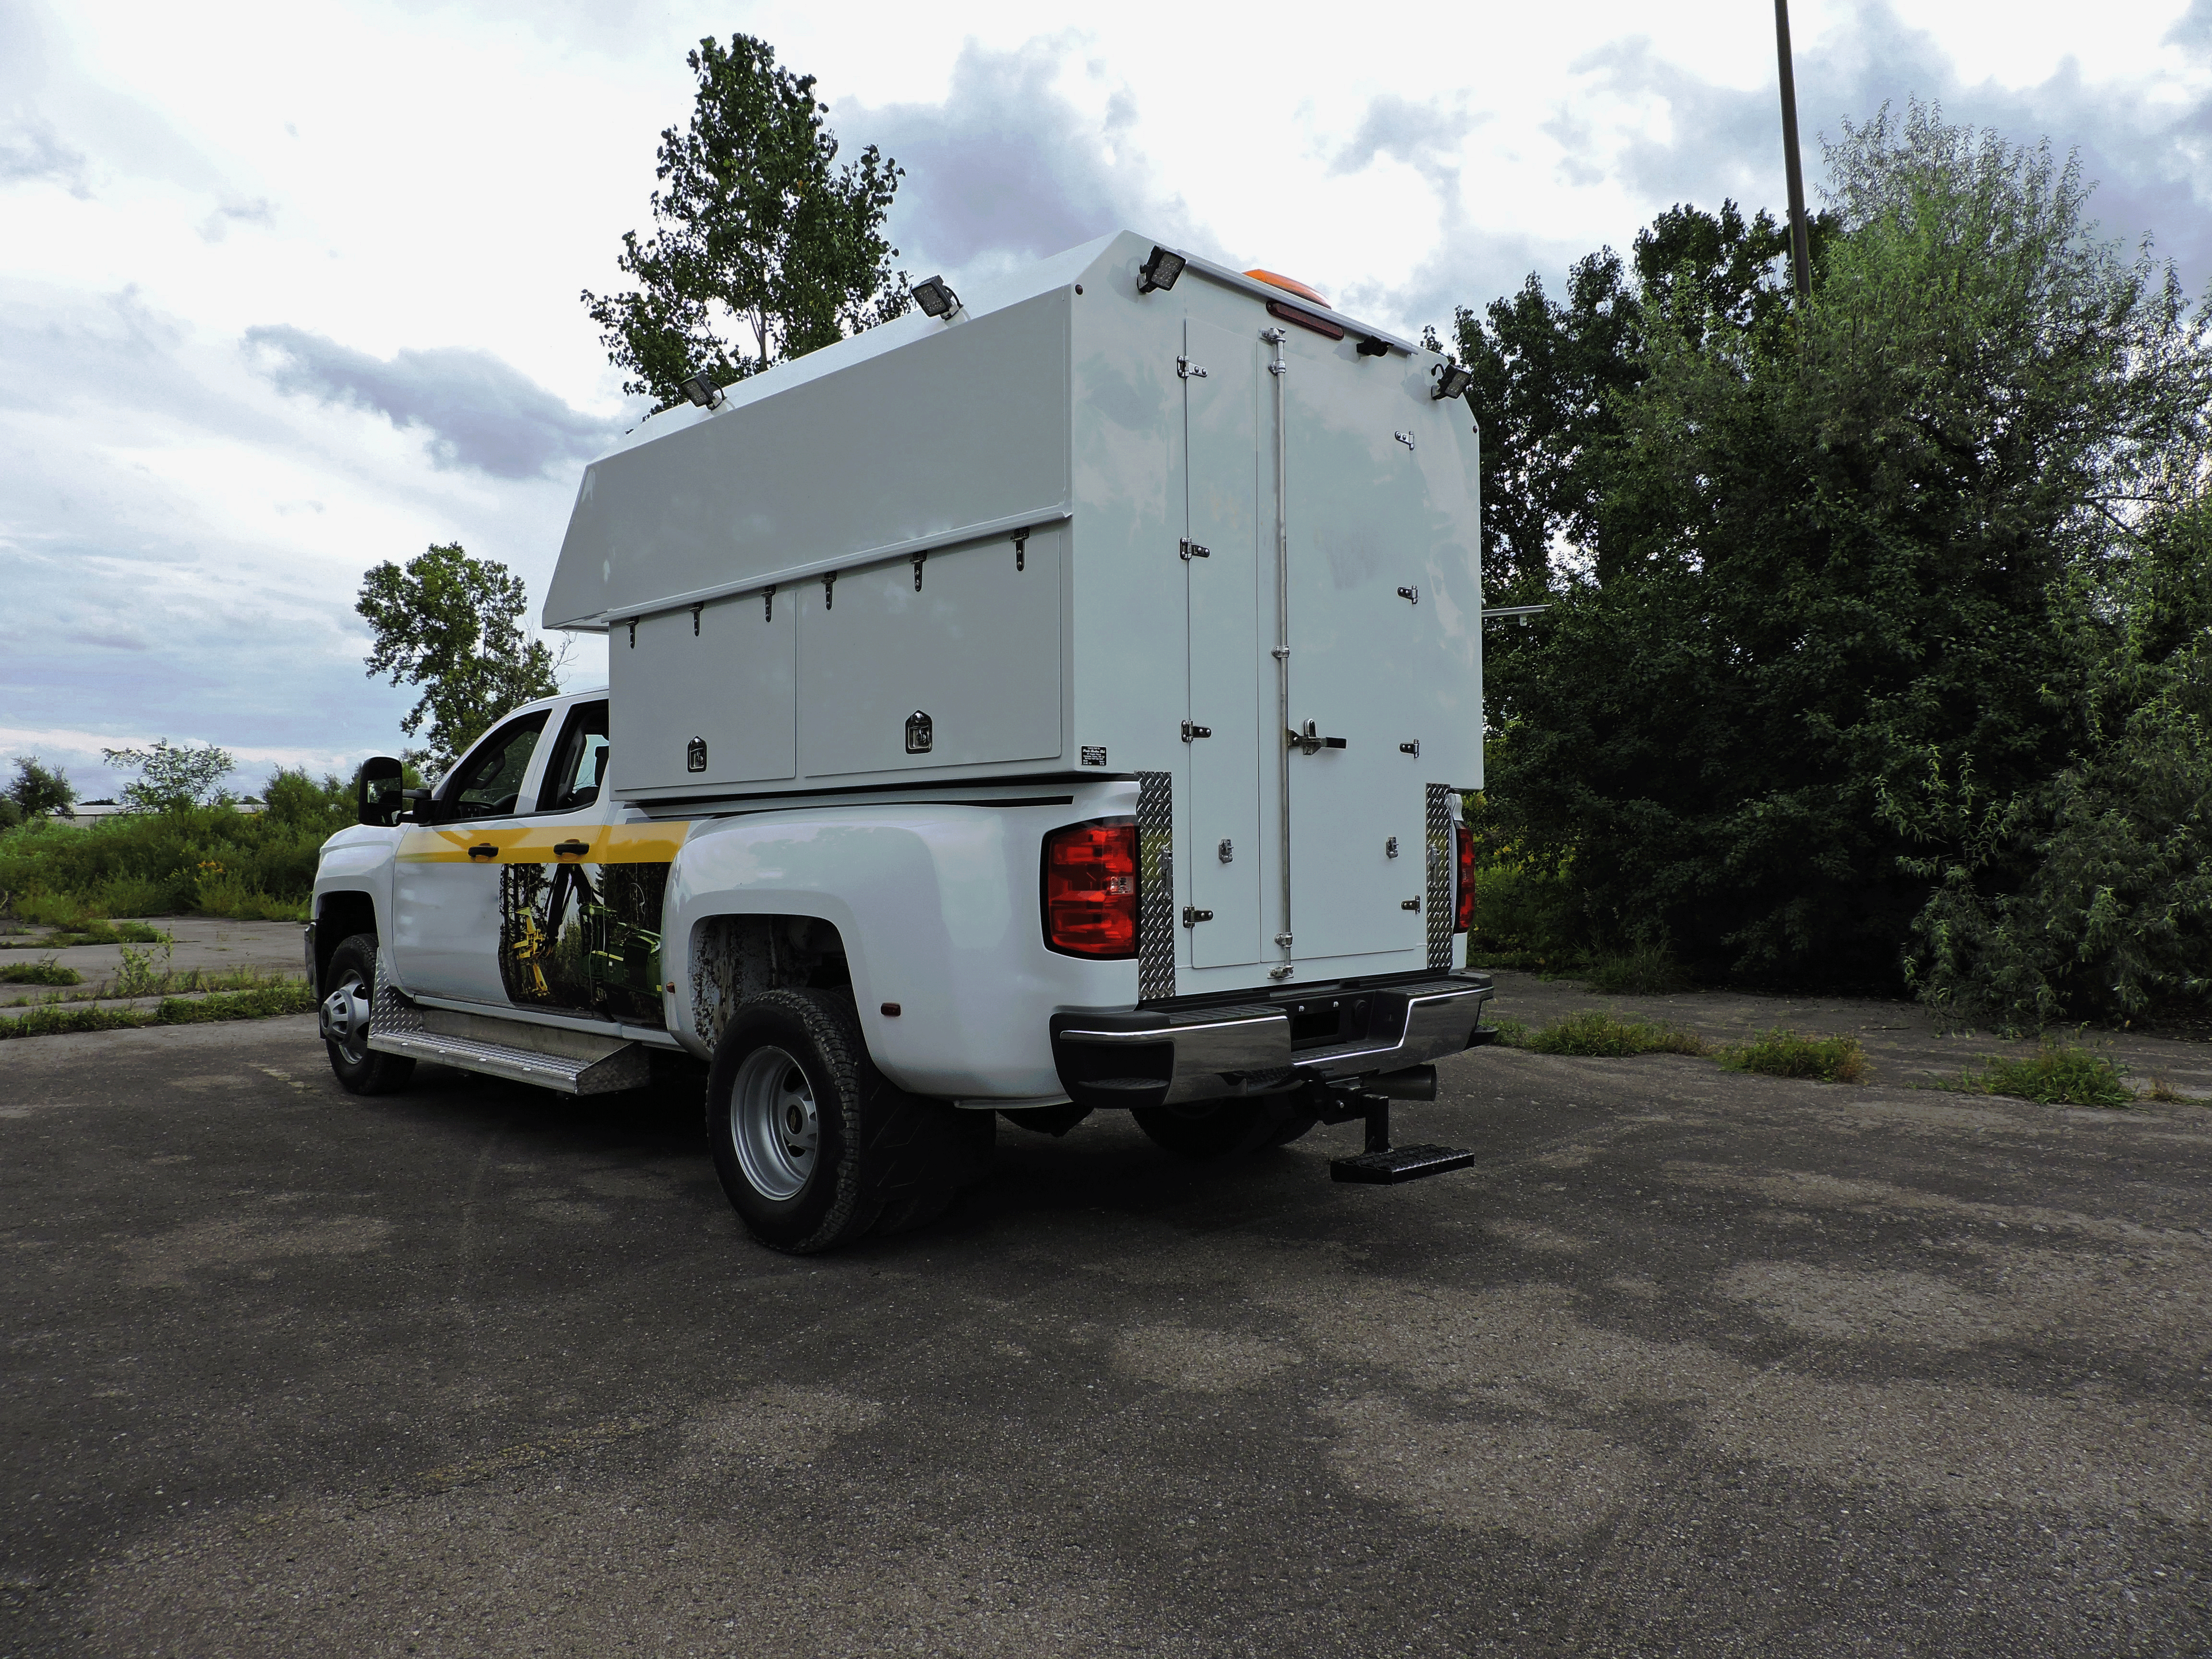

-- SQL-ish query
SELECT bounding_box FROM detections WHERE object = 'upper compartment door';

[1283,344,1432,964]
[1182,320,1263,969]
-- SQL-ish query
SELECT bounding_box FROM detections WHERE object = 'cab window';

[443,711,548,819]
[538,700,611,812]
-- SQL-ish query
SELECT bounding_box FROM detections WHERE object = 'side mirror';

[402,787,438,824]
[357,757,405,827]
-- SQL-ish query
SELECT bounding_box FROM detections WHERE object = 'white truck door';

[1182,320,1264,968]
[1283,348,1431,964]
[388,709,552,1005]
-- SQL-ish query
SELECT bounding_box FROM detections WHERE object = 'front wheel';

[706,989,991,1253]
[320,932,416,1096]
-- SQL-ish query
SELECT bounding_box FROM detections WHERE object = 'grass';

[1507,1008,1709,1058]
[1719,1027,1871,1084]
[0,958,81,986]
[0,919,169,949]
[1933,1038,2135,1108]
[9,965,307,1008]
[0,982,319,1040]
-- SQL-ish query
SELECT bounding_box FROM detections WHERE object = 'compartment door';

[609,592,796,794]
[1182,320,1264,968]
[1283,352,1431,963]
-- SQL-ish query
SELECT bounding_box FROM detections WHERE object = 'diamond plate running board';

[368,977,649,1095]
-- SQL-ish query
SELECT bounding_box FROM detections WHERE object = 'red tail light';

[1044,820,1139,957]
[1454,820,1476,933]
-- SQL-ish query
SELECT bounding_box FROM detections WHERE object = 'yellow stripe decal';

[397,822,691,865]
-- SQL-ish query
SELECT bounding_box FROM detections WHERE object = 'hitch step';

[1330,1143,1476,1184]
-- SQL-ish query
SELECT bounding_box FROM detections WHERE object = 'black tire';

[705,988,991,1253]
[1132,1095,1307,1160]
[321,932,416,1096]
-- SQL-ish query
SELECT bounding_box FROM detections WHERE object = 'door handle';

[468,843,499,860]
[553,840,591,857]
[1289,722,1347,755]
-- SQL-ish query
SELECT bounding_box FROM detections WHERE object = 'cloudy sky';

[5,0,2209,797]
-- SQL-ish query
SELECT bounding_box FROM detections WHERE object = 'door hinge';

[1403,897,1422,912]
[1217,838,1234,863]
[1182,906,1214,927]
[913,551,926,590]
[1400,740,1420,756]
[1177,356,1208,379]
[1397,586,1419,604]
[1394,429,1415,450]
[1181,721,1212,742]
[1179,539,1210,560]
[1385,836,1399,859]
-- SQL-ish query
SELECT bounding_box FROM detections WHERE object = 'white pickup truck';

[309,231,1499,1253]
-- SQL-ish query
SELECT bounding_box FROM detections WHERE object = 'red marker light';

[1043,821,1139,957]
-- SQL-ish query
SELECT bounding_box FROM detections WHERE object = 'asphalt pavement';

[3,999,2208,1657]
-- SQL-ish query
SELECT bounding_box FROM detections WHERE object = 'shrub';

[1719,1027,1870,1083]
[1520,1009,1708,1057]
[0,959,79,986]
[1938,1039,2134,1107]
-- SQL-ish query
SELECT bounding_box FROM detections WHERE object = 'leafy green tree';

[356,543,562,774]
[7,756,75,817]
[101,740,236,813]
[1444,201,1830,603]
[583,34,909,405]
[1476,103,2211,989]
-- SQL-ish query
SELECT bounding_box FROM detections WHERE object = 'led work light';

[913,276,960,318]
[1137,245,1185,294]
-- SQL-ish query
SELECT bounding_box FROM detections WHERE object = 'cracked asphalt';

[3,999,2208,1657]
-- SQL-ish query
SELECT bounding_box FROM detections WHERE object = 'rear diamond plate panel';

[1138,770,1177,1001]
[1426,783,1454,971]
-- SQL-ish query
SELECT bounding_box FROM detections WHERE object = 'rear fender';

[665,802,1137,1097]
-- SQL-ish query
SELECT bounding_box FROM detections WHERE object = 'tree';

[7,755,75,817]
[1473,104,2211,990]
[583,34,909,405]
[101,740,236,813]
[1444,201,1831,603]
[356,543,562,774]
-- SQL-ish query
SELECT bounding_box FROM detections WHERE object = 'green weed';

[0,982,318,1040]
[0,958,80,986]
[1518,1009,1708,1058]
[1935,1038,2134,1107]
[1720,1028,1871,1084]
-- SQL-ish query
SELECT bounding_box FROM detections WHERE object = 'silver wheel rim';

[322,969,372,1065]
[730,1045,820,1202]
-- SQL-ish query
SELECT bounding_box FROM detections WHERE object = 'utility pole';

[1774,0,1812,300]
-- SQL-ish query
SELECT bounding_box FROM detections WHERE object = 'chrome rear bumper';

[1049,973,1494,1111]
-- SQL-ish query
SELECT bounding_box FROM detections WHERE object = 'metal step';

[1329,1143,1476,1184]
[368,977,650,1095]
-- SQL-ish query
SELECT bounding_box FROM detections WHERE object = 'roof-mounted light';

[913,276,960,319]
[679,372,724,409]
[1137,245,1185,295]
[1431,362,1475,401]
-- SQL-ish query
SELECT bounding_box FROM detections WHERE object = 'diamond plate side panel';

[1137,770,1177,1001]
[1426,783,1454,972]
[371,958,425,1036]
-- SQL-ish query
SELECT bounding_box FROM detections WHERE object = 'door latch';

[1181,721,1212,742]
[1179,539,1210,560]
[1289,721,1346,755]
[553,840,590,858]
[1394,430,1415,450]
[1182,906,1214,927]
[1217,839,1234,863]
[468,843,498,860]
